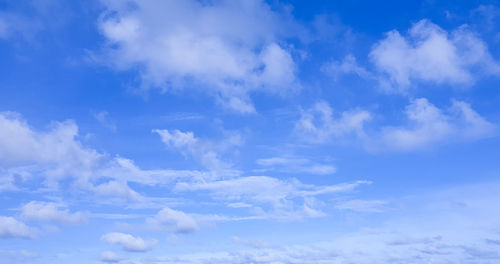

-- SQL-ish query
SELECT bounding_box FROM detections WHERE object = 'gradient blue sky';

[1,0,500,263]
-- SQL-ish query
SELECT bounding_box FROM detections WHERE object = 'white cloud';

[377,98,495,151]
[295,101,372,144]
[93,111,117,132]
[256,157,336,175]
[153,129,242,177]
[370,19,500,92]
[0,250,40,262]
[146,207,199,233]
[334,199,387,213]
[101,232,157,252]
[121,181,500,264]
[21,201,88,225]
[322,54,373,80]
[97,0,300,113]
[294,99,494,151]
[0,216,36,239]
[0,112,207,203]
[176,176,370,219]
[100,251,123,263]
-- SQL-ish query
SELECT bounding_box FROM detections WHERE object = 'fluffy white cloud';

[378,98,495,151]
[0,112,206,202]
[0,112,101,172]
[100,251,123,263]
[295,101,372,143]
[0,217,36,239]
[97,0,300,113]
[21,201,88,225]
[146,207,199,233]
[295,99,494,151]
[101,232,157,252]
[370,19,500,91]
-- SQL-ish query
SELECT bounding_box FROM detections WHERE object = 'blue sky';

[1,0,500,263]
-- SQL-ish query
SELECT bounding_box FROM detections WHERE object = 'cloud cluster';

[118,181,500,264]
[98,0,300,113]
[0,112,206,202]
[377,98,495,151]
[295,98,494,151]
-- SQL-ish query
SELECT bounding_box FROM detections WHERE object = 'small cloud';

[334,199,388,213]
[101,232,157,252]
[0,216,37,239]
[92,111,117,132]
[100,251,123,263]
[21,201,88,225]
[146,207,199,233]
[256,156,336,175]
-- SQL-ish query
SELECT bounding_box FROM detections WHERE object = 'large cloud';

[370,19,500,92]
[0,112,205,202]
[97,0,301,113]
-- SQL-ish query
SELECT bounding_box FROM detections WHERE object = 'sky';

[1,0,500,263]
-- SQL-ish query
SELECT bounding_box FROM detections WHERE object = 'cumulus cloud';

[21,201,88,225]
[0,112,206,203]
[0,216,36,239]
[97,0,301,113]
[295,99,494,151]
[295,101,372,144]
[100,251,123,263]
[370,19,500,92]
[377,98,495,151]
[146,207,199,233]
[101,232,157,252]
